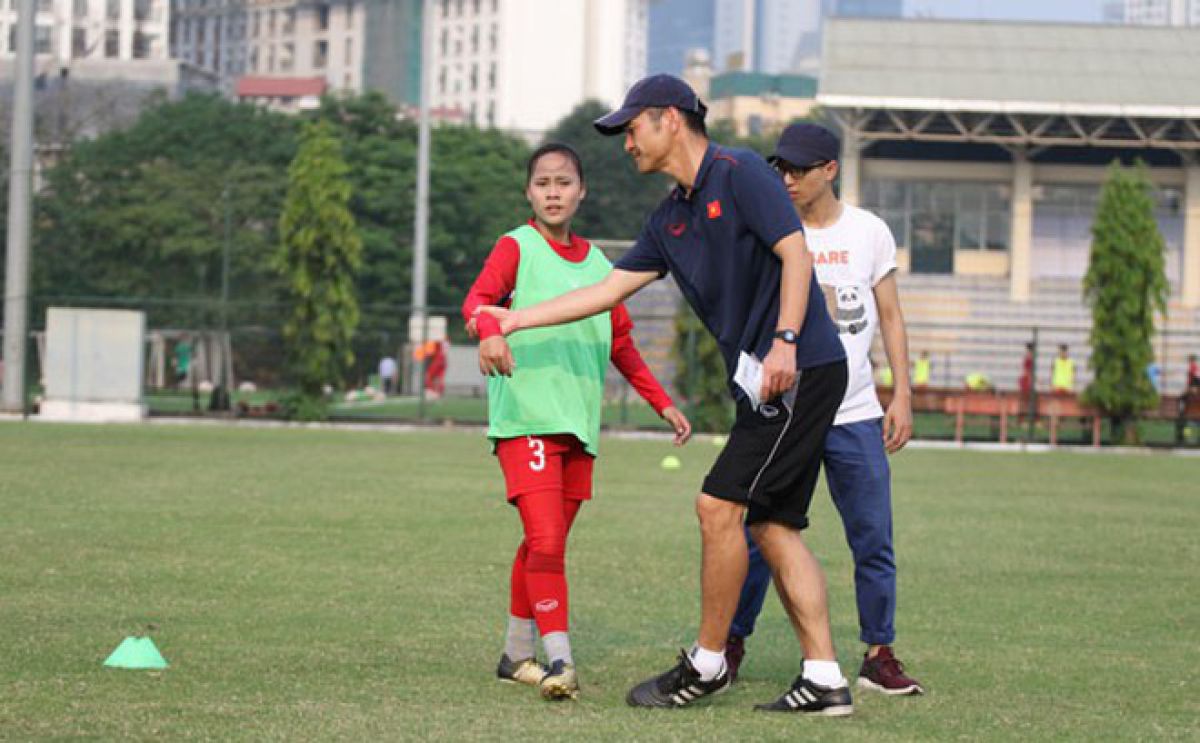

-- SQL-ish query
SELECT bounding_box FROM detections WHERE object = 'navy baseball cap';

[593,74,708,136]
[770,123,841,167]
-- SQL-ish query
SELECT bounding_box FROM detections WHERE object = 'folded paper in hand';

[734,351,764,410]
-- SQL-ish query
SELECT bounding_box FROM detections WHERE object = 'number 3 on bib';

[527,437,546,472]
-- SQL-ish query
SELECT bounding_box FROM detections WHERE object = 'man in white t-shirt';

[725,123,924,696]
[378,355,399,396]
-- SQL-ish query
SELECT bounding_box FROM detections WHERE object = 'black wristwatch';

[773,329,798,344]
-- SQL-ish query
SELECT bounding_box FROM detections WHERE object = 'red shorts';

[495,434,595,502]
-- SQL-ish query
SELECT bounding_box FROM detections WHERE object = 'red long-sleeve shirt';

[461,221,674,415]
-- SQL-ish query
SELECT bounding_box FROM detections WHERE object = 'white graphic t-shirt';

[804,204,898,427]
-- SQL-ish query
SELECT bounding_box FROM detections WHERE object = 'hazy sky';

[908,0,1105,23]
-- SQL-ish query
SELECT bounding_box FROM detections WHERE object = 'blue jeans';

[731,418,896,646]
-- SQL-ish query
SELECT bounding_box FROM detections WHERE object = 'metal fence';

[4,295,1199,446]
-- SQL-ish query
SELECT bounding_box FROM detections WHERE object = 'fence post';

[417,311,429,422]
[23,330,34,418]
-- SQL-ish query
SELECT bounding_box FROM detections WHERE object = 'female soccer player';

[463,142,691,701]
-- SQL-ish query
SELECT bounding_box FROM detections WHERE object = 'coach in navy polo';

[474,74,854,716]
[601,89,844,396]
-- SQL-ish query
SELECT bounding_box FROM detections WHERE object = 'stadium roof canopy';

[709,72,818,101]
[818,18,1200,151]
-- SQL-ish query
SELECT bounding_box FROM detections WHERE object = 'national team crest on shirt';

[706,200,722,219]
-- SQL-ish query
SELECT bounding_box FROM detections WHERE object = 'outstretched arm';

[476,268,659,336]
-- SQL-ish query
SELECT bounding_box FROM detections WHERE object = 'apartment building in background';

[647,0,713,77]
[172,0,648,129]
[171,0,420,110]
[1123,0,1200,24]
[427,0,648,135]
[0,0,204,140]
[1,0,170,65]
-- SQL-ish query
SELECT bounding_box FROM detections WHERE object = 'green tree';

[542,100,668,240]
[23,89,531,342]
[32,94,296,326]
[315,93,529,317]
[275,120,363,418]
[425,124,531,308]
[1082,161,1168,444]
[314,93,414,319]
[671,301,733,432]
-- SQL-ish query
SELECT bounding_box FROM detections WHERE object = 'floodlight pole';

[2,0,36,414]
[412,2,432,339]
[221,182,231,336]
[411,0,433,410]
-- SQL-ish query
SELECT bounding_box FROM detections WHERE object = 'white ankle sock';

[803,659,847,688]
[503,616,537,660]
[689,644,726,681]
[543,631,573,666]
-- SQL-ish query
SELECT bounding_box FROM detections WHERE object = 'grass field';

[1,422,1197,741]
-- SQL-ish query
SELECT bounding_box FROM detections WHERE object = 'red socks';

[510,491,580,635]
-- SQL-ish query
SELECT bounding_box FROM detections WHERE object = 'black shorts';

[702,359,847,530]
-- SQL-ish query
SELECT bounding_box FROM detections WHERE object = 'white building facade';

[1124,0,1200,24]
[1,0,170,64]
[428,0,648,135]
[171,0,369,93]
[0,0,191,141]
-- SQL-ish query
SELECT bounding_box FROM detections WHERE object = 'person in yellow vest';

[1051,344,1075,394]
[965,371,992,392]
[912,350,931,389]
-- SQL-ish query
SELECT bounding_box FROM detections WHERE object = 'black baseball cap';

[593,74,708,136]
[770,123,841,168]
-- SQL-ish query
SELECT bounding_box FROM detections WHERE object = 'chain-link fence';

[4,295,1199,446]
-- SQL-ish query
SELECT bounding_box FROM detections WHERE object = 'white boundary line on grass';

[4,412,1198,458]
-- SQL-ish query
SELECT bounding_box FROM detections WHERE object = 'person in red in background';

[411,340,447,398]
[1017,342,1035,421]
[1188,353,1199,394]
[1018,342,1034,399]
[425,340,446,397]
[462,142,691,702]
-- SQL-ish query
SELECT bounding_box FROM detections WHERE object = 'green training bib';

[487,225,613,455]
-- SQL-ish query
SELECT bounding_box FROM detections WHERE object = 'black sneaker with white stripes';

[626,650,731,708]
[754,675,854,716]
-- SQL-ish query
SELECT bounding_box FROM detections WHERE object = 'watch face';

[776,330,797,343]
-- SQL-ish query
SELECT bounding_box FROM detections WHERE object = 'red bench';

[878,386,959,414]
[1037,394,1102,447]
[942,393,1020,444]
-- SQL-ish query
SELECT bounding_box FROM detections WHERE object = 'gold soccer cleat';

[539,660,580,701]
[496,654,547,686]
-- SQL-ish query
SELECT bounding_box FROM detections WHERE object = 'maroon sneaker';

[725,635,746,683]
[856,646,924,696]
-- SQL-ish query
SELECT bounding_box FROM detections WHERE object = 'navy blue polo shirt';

[616,143,844,400]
